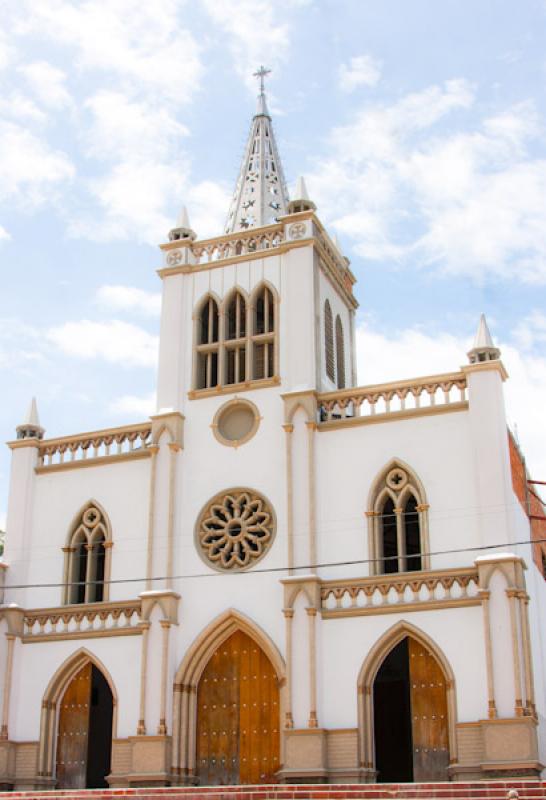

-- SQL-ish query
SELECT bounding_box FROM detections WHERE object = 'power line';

[3,535,545,592]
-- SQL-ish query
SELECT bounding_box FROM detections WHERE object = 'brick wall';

[508,431,546,577]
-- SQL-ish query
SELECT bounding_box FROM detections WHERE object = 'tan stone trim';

[284,606,294,729]
[211,397,261,448]
[321,597,481,618]
[35,420,152,449]
[507,588,525,716]
[284,423,295,573]
[318,400,469,431]
[22,627,142,644]
[158,620,171,735]
[307,420,317,572]
[462,360,509,381]
[145,448,158,589]
[138,622,150,735]
[320,370,467,404]
[6,438,41,450]
[1,634,15,739]
[36,448,151,474]
[306,607,318,728]
[520,595,536,714]
[480,590,497,719]
[158,237,312,278]
[188,375,280,400]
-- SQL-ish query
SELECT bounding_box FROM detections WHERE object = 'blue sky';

[1,0,546,529]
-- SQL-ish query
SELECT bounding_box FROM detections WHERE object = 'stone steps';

[1,783,545,800]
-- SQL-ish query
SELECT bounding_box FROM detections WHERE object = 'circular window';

[386,467,408,491]
[196,489,275,571]
[212,398,260,447]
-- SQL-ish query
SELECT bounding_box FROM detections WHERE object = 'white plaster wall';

[9,635,141,740]
[314,409,478,579]
[6,458,151,609]
[318,605,487,729]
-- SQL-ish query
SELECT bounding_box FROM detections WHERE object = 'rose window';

[197,490,275,570]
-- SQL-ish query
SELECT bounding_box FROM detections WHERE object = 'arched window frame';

[194,294,220,390]
[62,501,112,604]
[335,314,345,389]
[366,460,430,575]
[324,300,335,382]
[193,283,278,391]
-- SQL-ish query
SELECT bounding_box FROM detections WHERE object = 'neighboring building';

[1,82,546,791]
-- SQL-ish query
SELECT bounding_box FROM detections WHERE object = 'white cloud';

[19,61,71,108]
[47,320,158,367]
[0,120,74,206]
[201,0,294,89]
[15,0,203,104]
[356,318,546,485]
[339,55,382,92]
[0,225,10,242]
[96,285,162,316]
[311,84,546,283]
[110,391,156,417]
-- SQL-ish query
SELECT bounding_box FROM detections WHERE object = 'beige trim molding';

[211,397,261,448]
[319,400,469,431]
[188,375,280,400]
[35,448,151,474]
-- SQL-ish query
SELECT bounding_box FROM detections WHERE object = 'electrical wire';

[3,534,546,592]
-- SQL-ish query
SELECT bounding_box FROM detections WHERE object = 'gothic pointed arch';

[366,459,430,574]
[250,281,278,381]
[357,621,457,781]
[223,287,249,384]
[324,300,335,382]
[335,314,345,389]
[194,292,220,389]
[172,609,286,781]
[38,648,118,782]
[62,500,112,605]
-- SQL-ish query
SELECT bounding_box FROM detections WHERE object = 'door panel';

[196,630,280,785]
[408,637,449,781]
[56,663,92,789]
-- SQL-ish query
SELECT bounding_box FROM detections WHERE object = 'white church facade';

[1,80,546,790]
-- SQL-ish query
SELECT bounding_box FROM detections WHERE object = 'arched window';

[225,291,247,385]
[324,300,335,382]
[335,314,345,389]
[193,286,277,391]
[367,462,429,575]
[252,285,275,380]
[196,296,219,389]
[64,503,111,604]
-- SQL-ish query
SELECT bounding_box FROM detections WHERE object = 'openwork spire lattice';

[225,67,289,233]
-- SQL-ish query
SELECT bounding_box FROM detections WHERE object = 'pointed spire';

[468,314,501,364]
[224,67,289,233]
[17,397,45,440]
[288,175,316,214]
[168,205,196,242]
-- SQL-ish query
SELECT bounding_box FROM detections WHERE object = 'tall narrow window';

[324,300,335,382]
[252,285,275,380]
[367,462,429,575]
[335,315,345,389]
[225,292,247,385]
[64,503,111,604]
[196,296,219,389]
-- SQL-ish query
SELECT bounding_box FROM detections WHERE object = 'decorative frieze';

[22,599,142,642]
[35,422,152,471]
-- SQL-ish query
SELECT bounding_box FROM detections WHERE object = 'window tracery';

[193,285,277,391]
[335,314,345,389]
[196,489,275,571]
[367,463,430,575]
[324,300,335,382]
[63,503,111,604]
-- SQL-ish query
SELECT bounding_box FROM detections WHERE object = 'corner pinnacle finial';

[17,397,45,440]
[253,65,271,116]
[467,313,501,364]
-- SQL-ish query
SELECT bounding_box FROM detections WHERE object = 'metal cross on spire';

[253,65,271,95]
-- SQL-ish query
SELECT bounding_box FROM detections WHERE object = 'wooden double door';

[56,663,113,789]
[196,630,280,784]
[373,636,449,782]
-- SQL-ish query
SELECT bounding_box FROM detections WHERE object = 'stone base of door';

[278,728,328,783]
[107,735,172,788]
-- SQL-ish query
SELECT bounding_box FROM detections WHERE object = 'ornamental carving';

[196,489,275,570]
[288,221,306,240]
[166,249,183,266]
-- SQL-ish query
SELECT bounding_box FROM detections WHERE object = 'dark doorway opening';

[86,665,113,787]
[373,638,413,782]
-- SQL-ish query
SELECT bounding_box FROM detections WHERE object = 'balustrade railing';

[320,567,480,617]
[318,372,467,424]
[37,422,152,469]
[23,599,142,641]
[191,225,285,265]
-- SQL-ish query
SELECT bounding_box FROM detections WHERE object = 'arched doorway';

[196,629,280,784]
[373,636,449,782]
[55,663,113,788]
